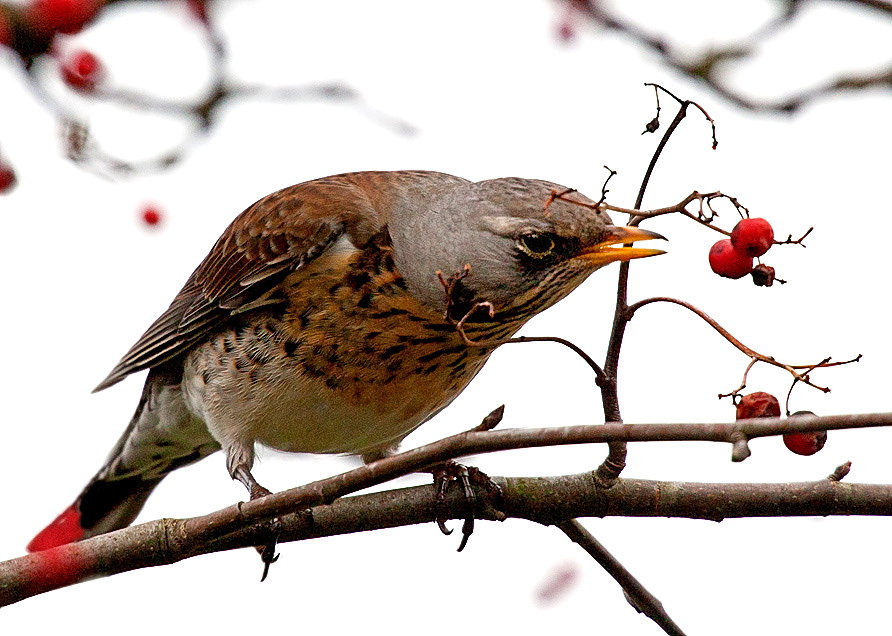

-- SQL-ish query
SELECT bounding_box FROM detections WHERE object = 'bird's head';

[386,175,665,324]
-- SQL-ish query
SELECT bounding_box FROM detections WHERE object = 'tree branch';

[558,519,687,636]
[3,411,891,606]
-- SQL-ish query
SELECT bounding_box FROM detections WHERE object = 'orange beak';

[573,225,666,266]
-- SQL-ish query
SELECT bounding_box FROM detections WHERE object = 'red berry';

[61,50,103,92]
[735,392,781,420]
[783,410,827,456]
[709,239,753,279]
[141,206,162,226]
[27,0,100,35]
[0,163,16,193]
[731,218,774,257]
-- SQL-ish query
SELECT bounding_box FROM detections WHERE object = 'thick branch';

[2,411,891,605]
[5,468,892,606]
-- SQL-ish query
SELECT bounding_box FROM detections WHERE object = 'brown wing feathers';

[93,176,383,393]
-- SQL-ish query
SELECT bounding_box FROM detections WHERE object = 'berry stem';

[625,296,860,395]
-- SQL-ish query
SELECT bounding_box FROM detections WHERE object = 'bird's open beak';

[574,225,666,266]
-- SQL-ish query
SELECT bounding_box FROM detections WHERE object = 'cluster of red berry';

[0,1,105,91]
[709,218,774,281]
[0,0,99,50]
[26,0,100,36]
[735,392,827,456]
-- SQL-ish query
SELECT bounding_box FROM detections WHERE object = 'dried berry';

[736,392,781,420]
[751,263,776,287]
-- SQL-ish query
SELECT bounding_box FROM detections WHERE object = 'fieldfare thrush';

[28,170,664,554]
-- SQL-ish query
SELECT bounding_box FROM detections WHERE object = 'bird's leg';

[232,463,280,582]
[233,464,272,501]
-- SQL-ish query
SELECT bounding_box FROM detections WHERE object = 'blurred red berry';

[0,12,12,48]
[783,411,827,456]
[735,392,781,421]
[187,0,209,23]
[731,218,774,257]
[709,239,753,279]
[557,20,575,42]
[27,0,100,36]
[141,206,162,226]
[61,50,102,92]
[0,163,17,193]
[536,562,579,605]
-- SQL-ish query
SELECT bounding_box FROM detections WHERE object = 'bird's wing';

[94,175,384,392]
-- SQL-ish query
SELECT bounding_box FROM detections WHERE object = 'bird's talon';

[256,522,281,582]
[430,460,483,551]
[457,516,474,552]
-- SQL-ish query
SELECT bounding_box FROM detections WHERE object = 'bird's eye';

[519,232,555,257]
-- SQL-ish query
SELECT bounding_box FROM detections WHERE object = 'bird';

[28,170,664,555]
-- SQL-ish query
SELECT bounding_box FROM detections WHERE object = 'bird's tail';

[28,368,220,552]
[27,475,165,552]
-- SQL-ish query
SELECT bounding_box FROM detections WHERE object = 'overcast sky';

[2,1,891,634]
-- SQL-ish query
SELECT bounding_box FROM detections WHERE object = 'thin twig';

[558,519,687,636]
[567,1,892,114]
[626,296,861,395]
[597,88,714,484]
[828,461,852,482]
[718,357,758,399]
[437,268,608,382]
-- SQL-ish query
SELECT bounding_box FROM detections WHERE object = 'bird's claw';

[256,516,281,582]
[432,461,488,552]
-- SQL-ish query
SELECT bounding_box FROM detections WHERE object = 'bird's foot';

[233,464,280,582]
[430,461,501,552]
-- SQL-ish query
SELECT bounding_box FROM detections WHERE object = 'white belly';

[182,334,486,457]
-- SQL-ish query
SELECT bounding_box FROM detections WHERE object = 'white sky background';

[1,1,891,633]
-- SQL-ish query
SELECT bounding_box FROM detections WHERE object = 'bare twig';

[472,404,506,432]
[828,461,852,482]
[597,88,717,485]
[718,357,758,399]
[558,519,687,636]
[777,226,814,247]
[5,1,414,178]
[626,296,861,395]
[565,1,892,114]
[436,267,609,383]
